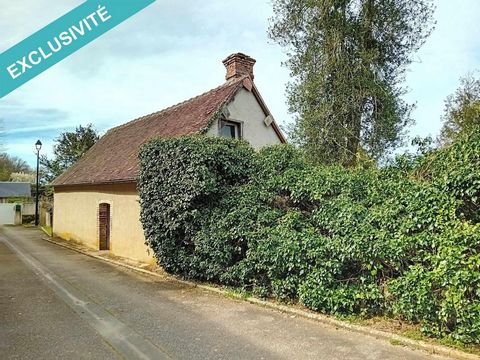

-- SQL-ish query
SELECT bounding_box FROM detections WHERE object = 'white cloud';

[1,0,479,166]
[405,0,480,139]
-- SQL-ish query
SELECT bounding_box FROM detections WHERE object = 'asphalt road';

[0,226,447,360]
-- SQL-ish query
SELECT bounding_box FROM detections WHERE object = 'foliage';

[269,0,435,165]
[389,224,480,343]
[412,127,480,223]
[41,124,99,182]
[439,75,480,146]
[139,131,480,344]
[138,136,256,278]
[0,153,31,181]
[9,172,35,183]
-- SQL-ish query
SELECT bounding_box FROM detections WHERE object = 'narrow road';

[0,226,445,360]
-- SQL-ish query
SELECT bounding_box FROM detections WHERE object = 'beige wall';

[54,87,281,263]
[53,183,154,263]
[207,88,282,148]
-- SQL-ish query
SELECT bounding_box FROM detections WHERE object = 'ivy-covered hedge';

[138,130,480,345]
[138,136,255,278]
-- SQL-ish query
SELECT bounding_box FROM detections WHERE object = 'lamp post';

[35,140,42,226]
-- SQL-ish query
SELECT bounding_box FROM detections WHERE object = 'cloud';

[404,0,480,138]
[0,0,84,50]
[1,0,480,168]
[2,0,291,152]
[0,104,72,164]
[1,104,68,139]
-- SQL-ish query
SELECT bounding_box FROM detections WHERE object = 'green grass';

[40,226,53,237]
[401,329,424,341]
[223,287,251,300]
[438,337,480,356]
[390,339,403,346]
[347,316,480,355]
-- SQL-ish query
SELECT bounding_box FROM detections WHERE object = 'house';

[0,182,31,203]
[51,53,286,263]
[0,182,31,225]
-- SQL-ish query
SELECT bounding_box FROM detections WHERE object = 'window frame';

[218,119,243,140]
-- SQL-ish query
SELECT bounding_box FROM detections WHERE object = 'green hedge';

[138,131,480,345]
[138,136,257,278]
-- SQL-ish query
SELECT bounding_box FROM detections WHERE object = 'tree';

[0,153,31,181]
[438,74,480,146]
[10,172,36,183]
[269,0,435,165]
[41,124,99,182]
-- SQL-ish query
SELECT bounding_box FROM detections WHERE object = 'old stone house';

[51,53,286,262]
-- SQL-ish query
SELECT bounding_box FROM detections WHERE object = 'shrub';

[138,130,480,345]
[422,128,480,223]
[138,136,255,278]
[389,224,480,343]
[229,210,323,300]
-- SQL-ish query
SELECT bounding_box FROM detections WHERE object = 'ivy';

[138,131,480,345]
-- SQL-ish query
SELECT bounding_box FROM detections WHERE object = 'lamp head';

[35,140,42,152]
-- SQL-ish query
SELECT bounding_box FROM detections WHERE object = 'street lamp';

[35,140,42,226]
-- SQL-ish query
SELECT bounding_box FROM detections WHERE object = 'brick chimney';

[222,53,256,81]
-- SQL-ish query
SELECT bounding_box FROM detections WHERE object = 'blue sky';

[1,0,479,167]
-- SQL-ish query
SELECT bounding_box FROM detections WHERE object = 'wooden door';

[99,203,110,250]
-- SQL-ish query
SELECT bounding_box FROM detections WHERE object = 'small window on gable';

[220,120,241,139]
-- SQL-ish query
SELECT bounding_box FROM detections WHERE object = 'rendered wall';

[53,87,281,263]
[53,183,154,263]
[206,87,282,148]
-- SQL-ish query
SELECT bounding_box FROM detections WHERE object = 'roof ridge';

[107,77,247,134]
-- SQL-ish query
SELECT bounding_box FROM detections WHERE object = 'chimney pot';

[222,53,256,81]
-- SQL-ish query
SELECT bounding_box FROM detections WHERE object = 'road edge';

[39,235,479,360]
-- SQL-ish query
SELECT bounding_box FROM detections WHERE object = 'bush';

[138,131,480,345]
[389,224,480,343]
[138,136,255,278]
[420,128,480,223]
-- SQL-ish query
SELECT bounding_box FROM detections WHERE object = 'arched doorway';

[98,203,110,250]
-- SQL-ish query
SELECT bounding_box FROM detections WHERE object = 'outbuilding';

[51,53,286,262]
[0,182,31,225]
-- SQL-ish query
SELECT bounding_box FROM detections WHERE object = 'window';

[220,120,241,139]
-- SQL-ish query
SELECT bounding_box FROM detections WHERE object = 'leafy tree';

[9,172,35,183]
[0,153,31,181]
[41,124,99,182]
[439,74,480,146]
[269,0,435,165]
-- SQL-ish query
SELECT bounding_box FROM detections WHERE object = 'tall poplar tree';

[270,0,435,165]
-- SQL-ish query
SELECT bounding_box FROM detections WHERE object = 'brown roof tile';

[52,77,246,186]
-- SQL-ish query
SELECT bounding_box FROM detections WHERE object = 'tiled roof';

[51,77,248,186]
[0,182,31,198]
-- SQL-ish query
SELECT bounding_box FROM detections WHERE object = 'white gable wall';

[206,88,282,148]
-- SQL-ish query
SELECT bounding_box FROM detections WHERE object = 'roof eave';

[52,178,137,188]
[250,84,287,144]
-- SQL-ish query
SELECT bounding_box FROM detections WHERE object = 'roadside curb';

[40,235,479,360]
[39,226,52,238]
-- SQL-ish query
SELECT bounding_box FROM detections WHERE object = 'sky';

[1,0,479,167]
